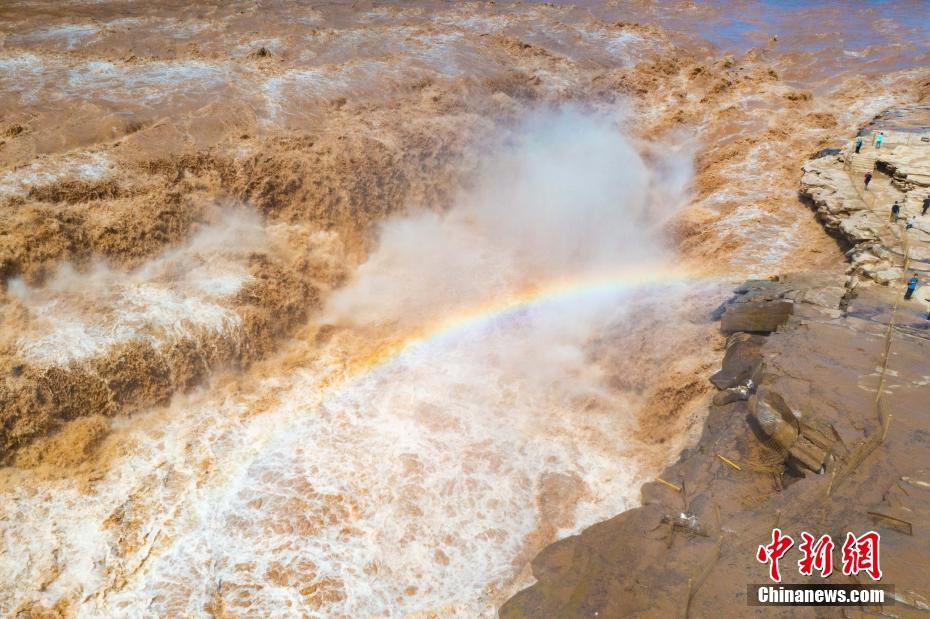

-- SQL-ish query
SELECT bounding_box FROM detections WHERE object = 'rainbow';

[207,265,736,501]
[109,265,740,596]
[350,264,730,373]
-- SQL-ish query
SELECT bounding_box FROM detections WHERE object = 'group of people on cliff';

[854,131,885,155]
[885,196,930,220]
[852,131,929,312]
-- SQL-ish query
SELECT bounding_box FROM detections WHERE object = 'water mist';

[0,109,705,617]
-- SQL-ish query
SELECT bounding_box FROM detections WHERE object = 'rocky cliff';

[501,111,930,617]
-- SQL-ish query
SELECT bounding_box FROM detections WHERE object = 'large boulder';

[709,332,767,389]
[750,387,833,473]
[720,299,793,334]
[712,385,751,406]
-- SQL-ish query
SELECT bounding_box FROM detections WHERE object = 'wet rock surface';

[503,115,930,618]
[709,332,766,389]
[720,298,794,334]
[504,281,930,618]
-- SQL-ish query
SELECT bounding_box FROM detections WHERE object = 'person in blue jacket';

[905,273,919,300]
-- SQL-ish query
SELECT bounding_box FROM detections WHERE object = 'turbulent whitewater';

[1,1,928,617]
[2,111,709,615]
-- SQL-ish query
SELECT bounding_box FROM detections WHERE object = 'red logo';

[798,532,834,577]
[756,528,794,583]
[758,530,882,582]
[841,531,882,581]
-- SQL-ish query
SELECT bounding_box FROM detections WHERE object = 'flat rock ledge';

[800,119,930,286]
[501,113,930,618]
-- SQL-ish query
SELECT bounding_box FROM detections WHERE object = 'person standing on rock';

[905,273,919,300]
[855,136,863,153]
[891,201,900,222]
[864,171,873,190]
[875,131,885,149]
[907,216,916,230]
[922,195,930,216]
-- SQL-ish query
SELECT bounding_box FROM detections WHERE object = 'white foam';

[261,60,392,121]
[0,152,114,198]
[431,14,510,33]
[104,17,143,29]
[65,60,228,104]
[10,24,100,50]
[12,211,264,365]
[0,112,700,617]
[580,28,649,63]
[161,20,212,38]
[0,52,49,103]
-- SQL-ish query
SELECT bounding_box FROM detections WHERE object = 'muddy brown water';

[0,1,928,616]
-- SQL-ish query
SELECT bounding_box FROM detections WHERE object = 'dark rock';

[748,387,831,474]
[248,46,272,59]
[709,332,767,389]
[709,300,728,321]
[793,286,846,309]
[789,435,828,473]
[799,417,835,452]
[720,299,793,334]
[789,418,836,473]
[813,147,842,159]
[775,273,846,310]
[712,385,751,406]
[749,357,765,386]
[732,279,779,296]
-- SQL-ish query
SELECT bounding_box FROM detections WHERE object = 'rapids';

[1,1,928,616]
